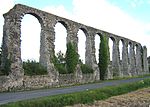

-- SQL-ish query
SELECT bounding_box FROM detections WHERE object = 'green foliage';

[0,58,11,76]
[66,42,79,73]
[23,60,47,76]
[80,63,94,74]
[98,34,109,80]
[53,51,67,74]
[0,47,11,75]
[2,78,150,107]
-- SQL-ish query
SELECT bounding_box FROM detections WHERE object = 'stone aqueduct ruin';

[0,4,149,91]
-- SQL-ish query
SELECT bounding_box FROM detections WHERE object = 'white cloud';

[43,5,74,20]
[72,0,150,56]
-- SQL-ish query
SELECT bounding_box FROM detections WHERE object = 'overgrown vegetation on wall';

[23,60,47,76]
[53,51,67,74]
[53,42,79,74]
[53,42,93,74]
[79,60,94,74]
[98,34,109,80]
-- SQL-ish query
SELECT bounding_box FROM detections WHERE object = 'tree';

[66,42,79,73]
[98,34,109,80]
[56,51,66,64]
[53,51,67,74]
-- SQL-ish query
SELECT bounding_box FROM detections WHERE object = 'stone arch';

[20,12,44,27]
[54,20,70,31]
[134,43,139,55]
[1,7,46,77]
[78,27,89,37]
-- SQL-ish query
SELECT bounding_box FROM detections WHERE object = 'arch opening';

[128,42,132,64]
[95,34,101,64]
[109,37,114,63]
[21,14,41,62]
[135,44,138,55]
[54,22,67,57]
[78,28,86,64]
[119,40,123,63]
[21,14,47,75]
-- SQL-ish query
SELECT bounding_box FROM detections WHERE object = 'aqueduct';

[0,4,149,91]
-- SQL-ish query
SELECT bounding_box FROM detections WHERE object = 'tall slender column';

[143,46,149,74]
[86,31,100,80]
[112,39,121,77]
[1,15,24,78]
[135,44,142,75]
[40,24,58,81]
[122,41,129,76]
[128,43,136,76]
[85,33,92,66]
[67,26,83,82]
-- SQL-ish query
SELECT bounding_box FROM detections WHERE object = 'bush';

[80,64,93,74]
[0,58,11,76]
[23,60,47,76]
[2,78,150,107]
[53,51,67,74]
[66,42,79,73]
[98,34,109,80]
[54,63,67,74]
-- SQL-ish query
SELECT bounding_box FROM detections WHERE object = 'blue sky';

[109,0,150,24]
[0,0,150,61]
[15,0,73,12]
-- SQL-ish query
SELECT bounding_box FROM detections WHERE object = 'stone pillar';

[135,44,143,75]
[40,24,58,82]
[105,36,113,79]
[122,41,129,76]
[1,14,24,89]
[86,31,100,80]
[1,15,24,78]
[143,46,149,74]
[128,43,136,76]
[85,33,92,66]
[67,26,82,82]
[112,39,121,77]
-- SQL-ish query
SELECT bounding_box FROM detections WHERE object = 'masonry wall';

[0,4,149,92]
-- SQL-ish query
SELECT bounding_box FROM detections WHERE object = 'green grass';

[1,78,150,107]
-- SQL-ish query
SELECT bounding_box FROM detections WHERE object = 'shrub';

[80,64,93,74]
[98,34,109,80]
[0,59,11,76]
[55,63,67,74]
[23,60,47,76]
[53,51,67,74]
[66,42,79,73]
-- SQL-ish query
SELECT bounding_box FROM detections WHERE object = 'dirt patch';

[67,87,150,107]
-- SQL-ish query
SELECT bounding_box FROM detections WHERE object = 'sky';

[0,0,150,62]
